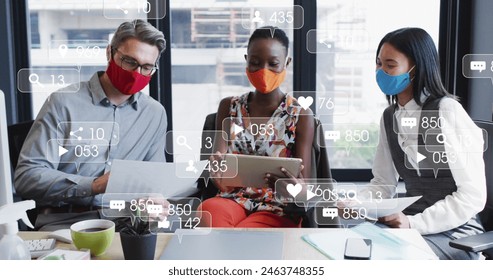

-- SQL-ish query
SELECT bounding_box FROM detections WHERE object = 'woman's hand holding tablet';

[265,165,306,201]
[209,154,303,193]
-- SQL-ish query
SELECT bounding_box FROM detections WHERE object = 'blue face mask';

[376,66,415,96]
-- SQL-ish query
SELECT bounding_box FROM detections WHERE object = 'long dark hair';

[376,27,454,105]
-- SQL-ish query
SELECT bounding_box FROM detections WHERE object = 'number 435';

[269,11,294,24]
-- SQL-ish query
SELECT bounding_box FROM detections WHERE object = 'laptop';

[159,230,284,260]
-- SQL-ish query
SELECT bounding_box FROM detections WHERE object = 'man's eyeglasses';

[112,48,158,76]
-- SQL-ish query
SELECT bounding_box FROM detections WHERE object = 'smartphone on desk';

[344,238,372,260]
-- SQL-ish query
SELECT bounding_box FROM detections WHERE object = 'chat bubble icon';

[462,54,493,85]
[401,117,417,129]
[324,130,340,141]
[315,203,376,228]
[100,193,166,218]
[322,207,338,219]
[145,197,203,233]
[470,61,486,72]
[321,123,379,154]
[109,200,126,211]
[146,204,163,214]
[393,110,456,136]
[313,201,343,227]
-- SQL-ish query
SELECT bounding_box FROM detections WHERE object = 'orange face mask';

[246,68,286,94]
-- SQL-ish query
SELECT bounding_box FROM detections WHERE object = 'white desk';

[20,227,436,260]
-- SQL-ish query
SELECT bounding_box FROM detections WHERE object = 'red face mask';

[106,59,151,95]
[246,68,286,94]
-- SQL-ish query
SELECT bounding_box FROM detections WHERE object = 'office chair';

[7,120,34,171]
[196,112,332,228]
[449,120,493,259]
[7,120,36,227]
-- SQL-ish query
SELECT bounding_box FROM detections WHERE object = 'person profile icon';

[185,160,198,173]
[252,10,264,24]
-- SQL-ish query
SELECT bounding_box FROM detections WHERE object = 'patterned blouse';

[218,92,302,216]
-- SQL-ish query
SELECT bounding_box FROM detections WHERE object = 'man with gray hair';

[15,20,167,212]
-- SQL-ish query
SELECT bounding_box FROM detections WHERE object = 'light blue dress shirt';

[14,72,167,207]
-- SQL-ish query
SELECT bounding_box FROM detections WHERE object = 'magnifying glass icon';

[177,135,192,150]
[436,133,451,147]
[28,73,44,88]
[346,190,362,204]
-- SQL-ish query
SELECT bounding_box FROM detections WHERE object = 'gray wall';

[469,0,493,121]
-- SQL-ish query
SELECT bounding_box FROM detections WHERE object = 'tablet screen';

[214,154,302,188]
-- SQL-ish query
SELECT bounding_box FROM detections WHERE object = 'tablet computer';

[216,154,303,188]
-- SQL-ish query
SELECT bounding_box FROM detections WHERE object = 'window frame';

[2,0,32,125]
[148,0,173,162]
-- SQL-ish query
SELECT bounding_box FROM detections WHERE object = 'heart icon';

[298,96,313,110]
[286,183,302,198]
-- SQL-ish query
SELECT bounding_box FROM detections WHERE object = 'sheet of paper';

[106,159,208,198]
[355,196,422,220]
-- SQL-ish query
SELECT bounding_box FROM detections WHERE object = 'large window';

[26,0,441,170]
[27,0,149,116]
[315,0,440,169]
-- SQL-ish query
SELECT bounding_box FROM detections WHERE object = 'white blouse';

[362,97,487,235]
